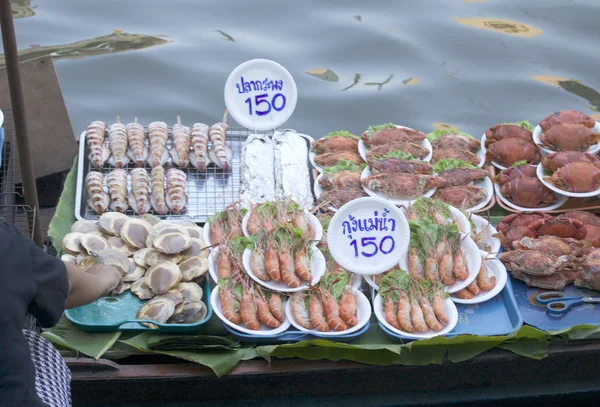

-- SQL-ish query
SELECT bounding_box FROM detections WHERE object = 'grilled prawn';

[86,121,109,169]
[150,166,167,215]
[170,116,191,168]
[105,169,128,213]
[85,171,109,214]
[147,121,169,168]
[126,120,148,167]
[208,122,233,170]
[189,122,210,171]
[128,168,151,215]
[107,122,129,168]
[166,168,187,214]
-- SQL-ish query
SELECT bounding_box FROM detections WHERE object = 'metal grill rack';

[76,126,262,224]
[0,204,36,239]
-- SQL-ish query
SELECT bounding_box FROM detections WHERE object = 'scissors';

[536,291,600,316]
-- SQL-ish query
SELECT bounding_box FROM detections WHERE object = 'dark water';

[6,0,600,138]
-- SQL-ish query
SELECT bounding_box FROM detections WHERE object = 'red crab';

[496,165,538,185]
[540,123,600,152]
[539,110,596,131]
[541,151,600,172]
[557,211,600,228]
[546,161,600,193]
[485,138,541,167]
[495,212,551,250]
[484,124,533,147]
[528,217,587,240]
[499,177,557,208]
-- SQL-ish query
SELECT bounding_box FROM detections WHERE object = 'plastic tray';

[222,319,371,344]
[65,278,212,333]
[377,276,523,342]
[510,278,600,331]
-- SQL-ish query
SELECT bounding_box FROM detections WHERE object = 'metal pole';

[0,0,43,247]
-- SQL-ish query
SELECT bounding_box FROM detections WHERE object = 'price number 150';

[244,93,287,116]
[350,236,395,258]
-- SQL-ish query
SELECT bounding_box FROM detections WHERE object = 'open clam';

[144,250,182,267]
[107,236,137,256]
[123,258,146,282]
[180,238,208,261]
[133,248,154,267]
[115,282,131,295]
[80,234,109,255]
[138,213,160,226]
[168,299,207,324]
[62,232,84,254]
[179,257,209,282]
[95,249,130,275]
[70,220,99,234]
[169,282,203,302]
[145,261,182,295]
[152,232,192,254]
[60,253,77,265]
[98,212,129,236]
[136,297,176,328]
[156,291,184,306]
[131,278,155,300]
[121,219,153,249]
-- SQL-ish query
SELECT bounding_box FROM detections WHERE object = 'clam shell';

[144,261,182,295]
[185,227,203,240]
[136,297,176,328]
[152,232,192,254]
[144,250,182,267]
[96,249,130,275]
[71,220,99,234]
[121,219,153,249]
[76,254,98,270]
[60,253,77,265]
[107,236,137,256]
[179,257,209,282]
[169,282,203,302]
[123,258,146,282]
[133,248,154,267]
[138,213,160,226]
[80,234,109,255]
[115,283,131,295]
[131,278,155,300]
[180,238,208,261]
[155,291,184,306]
[62,232,84,254]
[98,212,129,236]
[168,299,207,324]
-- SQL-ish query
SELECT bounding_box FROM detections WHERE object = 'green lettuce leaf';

[501,120,534,131]
[511,160,528,167]
[426,129,475,142]
[432,158,477,173]
[324,130,359,139]
[378,150,417,161]
[323,159,366,174]
[365,123,395,135]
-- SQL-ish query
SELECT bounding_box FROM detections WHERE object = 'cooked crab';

[495,212,551,250]
[485,138,541,167]
[500,177,557,208]
[539,110,596,131]
[438,168,487,188]
[496,165,538,185]
[368,157,433,175]
[317,187,368,208]
[314,152,364,167]
[361,126,426,147]
[540,123,600,152]
[311,135,359,154]
[485,124,533,147]
[511,270,567,290]
[545,162,600,193]
[431,149,480,166]
[541,151,600,172]
[498,250,569,276]
[361,173,444,199]
[557,211,600,227]
[318,171,362,190]
[528,217,587,240]
[366,142,429,160]
[431,133,480,152]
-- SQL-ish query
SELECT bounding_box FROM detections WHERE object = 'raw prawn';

[290,293,312,329]
[466,279,481,295]
[86,121,110,168]
[268,292,285,322]
[321,290,349,331]
[384,296,401,329]
[219,283,241,324]
[339,287,358,326]
[408,247,425,281]
[293,242,312,282]
[265,237,281,282]
[292,209,314,238]
[246,207,262,235]
[432,292,448,324]
[277,231,302,288]
[254,290,280,328]
[217,245,232,279]
[226,206,244,239]
[239,285,260,330]
[309,293,329,332]
[126,119,148,167]
[189,122,210,171]
[409,295,428,333]
[419,294,444,331]
[455,289,474,299]
[397,291,415,332]
[170,115,191,168]
[250,245,270,281]
[107,121,130,168]
[476,261,496,291]
[208,122,233,170]
[150,166,167,215]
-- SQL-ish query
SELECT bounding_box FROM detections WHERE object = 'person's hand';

[85,264,123,296]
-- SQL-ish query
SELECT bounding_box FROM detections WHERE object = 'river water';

[6,0,600,138]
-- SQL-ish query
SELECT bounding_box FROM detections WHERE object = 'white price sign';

[327,197,410,275]
[224,59,298,131]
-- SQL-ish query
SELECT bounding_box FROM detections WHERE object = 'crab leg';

[150,166,168,215]
[107,117,129,168]
[189,122,210,171]
[147,121,169,168]
[128,168,152,215]
[166,168,188,214]
[86,121,110,169]
[126,118,148,167]
[106,168,128,213]
[85,171,109,215]
[208,122,233,170]
[170,115,191,168]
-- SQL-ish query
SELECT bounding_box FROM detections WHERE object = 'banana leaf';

[48,156,78,254]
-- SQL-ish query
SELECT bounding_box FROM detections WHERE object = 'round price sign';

[327,197,410,276]
[224,59,298,131]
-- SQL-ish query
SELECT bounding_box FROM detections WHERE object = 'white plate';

[373,294,458,339]
[533,121,600,156]
[203,222,212,246]
[242,244,326,293]
[399,233,481,294]
[241,208,323,242]
[493,181,568,212]
[309,150,324,173]
[360,166,436,206]
[207,248,220,283]
[536,163,600,198]
[448,206,471,235]
[469,214,501,255]
[450,258,508,304]
[357,138,433,163]
[363,274,383,291]
[285,288,371,336]
[480,133,507,170]
[0,109,4,128]
[211,286,291,336]
[313,173,324,199]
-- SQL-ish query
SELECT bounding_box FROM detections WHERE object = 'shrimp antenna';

[134,117,138,124]
[223,108,229,124]
[176,114,182,125]
[116,114,121,123]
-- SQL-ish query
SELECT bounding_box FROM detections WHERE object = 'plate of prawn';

[285,287,371,336]
[242,204,323,242]
[469,214,501,255]
[450,257,507,304]
[373,293,458,340]
[242,243,326,293]
[211,285,291,336]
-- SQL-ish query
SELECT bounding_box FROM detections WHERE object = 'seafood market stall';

[42,60,600,404]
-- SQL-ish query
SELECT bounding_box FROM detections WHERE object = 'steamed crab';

[499,176,557,208]
[496,164,537,185]
[541,151,600,172]
[540,123,600,152]
[539,110,596,131]
[495,212,551,250]
[485,138,541,167]
[484,124,533,147]
[528,217,587,240]
[544,162,600,193]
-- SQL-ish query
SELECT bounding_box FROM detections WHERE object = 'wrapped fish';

[166,168,188,214]
[107,122,130,168]
[128,168,151,215]
[86,121,110,169]
[171,119,191,168]
[126,121,148,167]
[189,123,210,171]
[273,130,314,210]
[150,166,168,215]
[208,122,233,170]
[106,169,128,213]
[240,134,276,205]
[147,121,169,168]
[85,171,109,215]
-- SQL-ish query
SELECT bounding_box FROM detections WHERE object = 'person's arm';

[64,263,122,309]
